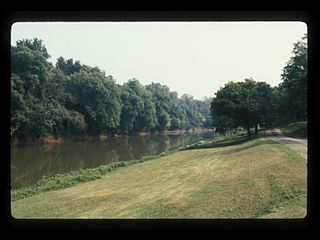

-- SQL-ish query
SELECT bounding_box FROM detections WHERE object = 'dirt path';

[265,128,307,160]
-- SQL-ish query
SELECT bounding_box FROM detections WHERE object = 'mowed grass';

[11,137,307,219]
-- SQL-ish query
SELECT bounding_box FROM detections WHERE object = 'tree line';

[210,34,307,135]
[11,34,307,141]
[11,38,212,141]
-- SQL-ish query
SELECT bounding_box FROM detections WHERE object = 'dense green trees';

[211,34,307,135]
[211,79,274,135]
[56,57,82,75]
[64,69,122,136]
[12,34,306,141]
[119,79,157,134]
[11,39,56,140]
[278,34,307,123]
[11,38,212,142]
[146,83,173,131]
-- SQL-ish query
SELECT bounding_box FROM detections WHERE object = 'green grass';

[11,152,169,201]
[281,121,307,139]
[12,131,251,201]
[11,133,307,219]
[181,130,265,150]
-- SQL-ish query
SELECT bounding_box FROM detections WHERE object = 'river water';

[11,131,214,189]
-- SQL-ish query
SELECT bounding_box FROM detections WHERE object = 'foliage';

[64,69,122,136]
[11,35,307,141]
[11,38,213,142]
[281,121,307,139]
[56,57,81,75]
[210,34,307,133]
[146,83,173,131]
[211,78,275,135]
[278,34,307,123]
[118,79,157,134]
[11,38,56,140]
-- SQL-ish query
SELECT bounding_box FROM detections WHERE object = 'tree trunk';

[255,124,258,135]
[247,126,251,136]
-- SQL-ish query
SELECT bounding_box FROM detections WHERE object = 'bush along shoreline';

[11,152,171,201]
[11,130,268,201]
[11,128,214,146]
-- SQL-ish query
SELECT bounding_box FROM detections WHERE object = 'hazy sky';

[11,22,307,99]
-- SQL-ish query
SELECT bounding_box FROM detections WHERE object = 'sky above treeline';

[11,21,307,100]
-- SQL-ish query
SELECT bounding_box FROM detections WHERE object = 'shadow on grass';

[218,139,280,155]
[184,135,258,150]
[182,131,280,156]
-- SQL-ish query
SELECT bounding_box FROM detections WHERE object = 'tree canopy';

[210,34,307,135]
[278,33,307,123]
[11,38,213,142]
[11,35,306,141]
[211,78,274,135]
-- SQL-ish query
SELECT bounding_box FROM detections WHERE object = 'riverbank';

[11,131,306,218]
[11,128,214,146]
[11,131,212,189]
[11,152,170,201]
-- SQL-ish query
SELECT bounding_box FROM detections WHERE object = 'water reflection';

[11,132,213,189]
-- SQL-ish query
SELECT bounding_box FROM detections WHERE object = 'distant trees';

[211,34,307,135]
[11,38,213,142]
[146,83,173,131]
[195,97,213,129]
[13,34,306,141]
[119,79,157,134]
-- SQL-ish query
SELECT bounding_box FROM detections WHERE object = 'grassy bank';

[11,131,231,201]
[181,132,262,150]
[281,121,307,139]
[11,152,169,201]
[11,132,306,218]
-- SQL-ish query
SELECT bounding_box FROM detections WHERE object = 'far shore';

[11,128,214,146]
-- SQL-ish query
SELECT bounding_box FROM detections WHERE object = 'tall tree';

[16,38,50,59]
[211,78,273,135]
[64,68,122,136]
[279,34,307,123]
[11,38,57,140]
[196,97,213,129]
[119,79,157,134]
[56,57,82,75]
[255,82,275,129]
[146,83,173,131]
[180,94,200,129]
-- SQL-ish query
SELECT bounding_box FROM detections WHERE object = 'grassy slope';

[11,153,169,201]
[11,135,307,219]
[281,121,307,139]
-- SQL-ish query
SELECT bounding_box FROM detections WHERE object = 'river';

[11,131,214,189]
